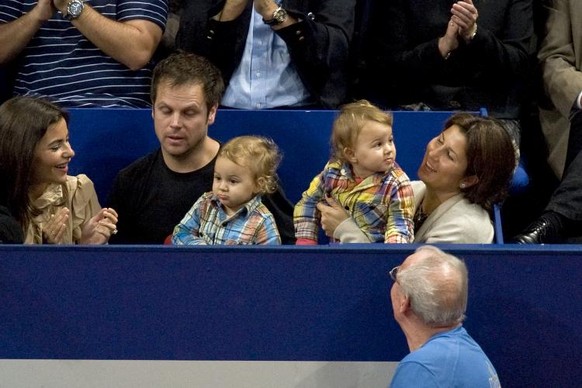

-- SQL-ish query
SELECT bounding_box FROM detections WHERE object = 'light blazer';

[333,181,494,244]
[538,0,582,178]
[411,181,494,244]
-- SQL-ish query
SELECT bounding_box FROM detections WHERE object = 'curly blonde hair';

[218,136,282,194]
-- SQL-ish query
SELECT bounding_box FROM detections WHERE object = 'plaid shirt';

[294,160,415,243]
[172,192,281,245]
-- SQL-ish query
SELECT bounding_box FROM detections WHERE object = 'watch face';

[273,8,287,22]
[68,1,84,17]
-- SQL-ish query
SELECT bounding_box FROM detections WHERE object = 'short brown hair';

[151,51,225,114]
[331,99,393,163]
[444,113,516,210]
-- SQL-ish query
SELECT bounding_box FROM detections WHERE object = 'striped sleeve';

[117,0,168,29]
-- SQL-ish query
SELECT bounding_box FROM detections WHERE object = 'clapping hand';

[439,18,460,58]
[42,207,70,244]
[451,0,478,42]
[80,207,119,245]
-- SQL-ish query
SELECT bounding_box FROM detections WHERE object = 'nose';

[64,142,75,159]
[170,112,182,127]
[427,142,442,159]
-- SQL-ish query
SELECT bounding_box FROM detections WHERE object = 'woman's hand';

[80,207,119,245]
[42,207,70,244]
[316,196,350,238]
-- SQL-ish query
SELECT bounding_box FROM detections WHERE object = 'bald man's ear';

[399,294,411,315]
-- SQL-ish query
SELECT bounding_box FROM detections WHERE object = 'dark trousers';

[546,110,582,222]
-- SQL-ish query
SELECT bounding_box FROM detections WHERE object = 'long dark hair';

[0,96,68,227]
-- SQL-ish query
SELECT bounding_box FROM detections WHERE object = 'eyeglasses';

[389,266,400,282]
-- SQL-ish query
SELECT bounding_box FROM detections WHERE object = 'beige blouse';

[25,174,101,244]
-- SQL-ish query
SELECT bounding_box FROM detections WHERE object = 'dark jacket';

[176,0,355,108]
[362,0,534,118]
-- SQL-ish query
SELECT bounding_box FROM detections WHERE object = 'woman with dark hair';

[318,112,516,243]
[0,96,118,244]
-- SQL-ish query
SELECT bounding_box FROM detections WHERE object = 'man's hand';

[253,0,278,18]
[213,0,248,21]
[32,0,55,22]
[451,0,478,42]
[438,19,460,59]
[51,0,69,15]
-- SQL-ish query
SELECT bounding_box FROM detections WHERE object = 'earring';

[460,183,466,189]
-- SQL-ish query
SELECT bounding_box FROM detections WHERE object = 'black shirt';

[107,149,295,244]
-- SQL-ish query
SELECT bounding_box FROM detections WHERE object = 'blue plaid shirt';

[172,192,281,245]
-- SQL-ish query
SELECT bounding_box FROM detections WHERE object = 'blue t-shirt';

[390,326,500,388]
[0,0,168,107]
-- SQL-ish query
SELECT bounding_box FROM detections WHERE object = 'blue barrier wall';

[0,244,581,386]
[67,108,517,243]
[66,108,457,205]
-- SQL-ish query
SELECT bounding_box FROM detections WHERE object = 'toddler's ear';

[255,176,267,192]
[343,147,357,163]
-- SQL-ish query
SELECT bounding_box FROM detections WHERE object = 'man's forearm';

[54,2,162,70]
[0,10,47,64]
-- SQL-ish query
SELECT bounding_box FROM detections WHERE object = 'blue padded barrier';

[67,109,463,204]
[66,108,515,242]
[0,244,580,387]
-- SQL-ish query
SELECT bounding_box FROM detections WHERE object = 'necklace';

[414,203,429,231]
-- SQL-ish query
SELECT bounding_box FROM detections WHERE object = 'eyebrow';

[441,133,459,158]
[47,136,68,147]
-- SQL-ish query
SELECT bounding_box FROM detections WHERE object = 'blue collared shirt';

[221,5,311,109]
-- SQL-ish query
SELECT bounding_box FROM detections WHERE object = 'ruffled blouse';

[25,174,101,244]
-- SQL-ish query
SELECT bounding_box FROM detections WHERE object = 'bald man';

[388,246,500,387]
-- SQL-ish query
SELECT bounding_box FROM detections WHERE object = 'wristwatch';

[263,6,288,26]
[64,0,85,21]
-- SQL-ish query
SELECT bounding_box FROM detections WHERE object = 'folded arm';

[52,0,164,70]
[0,0,53,64]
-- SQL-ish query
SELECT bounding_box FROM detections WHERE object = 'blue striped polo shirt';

[0,0,168,107]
